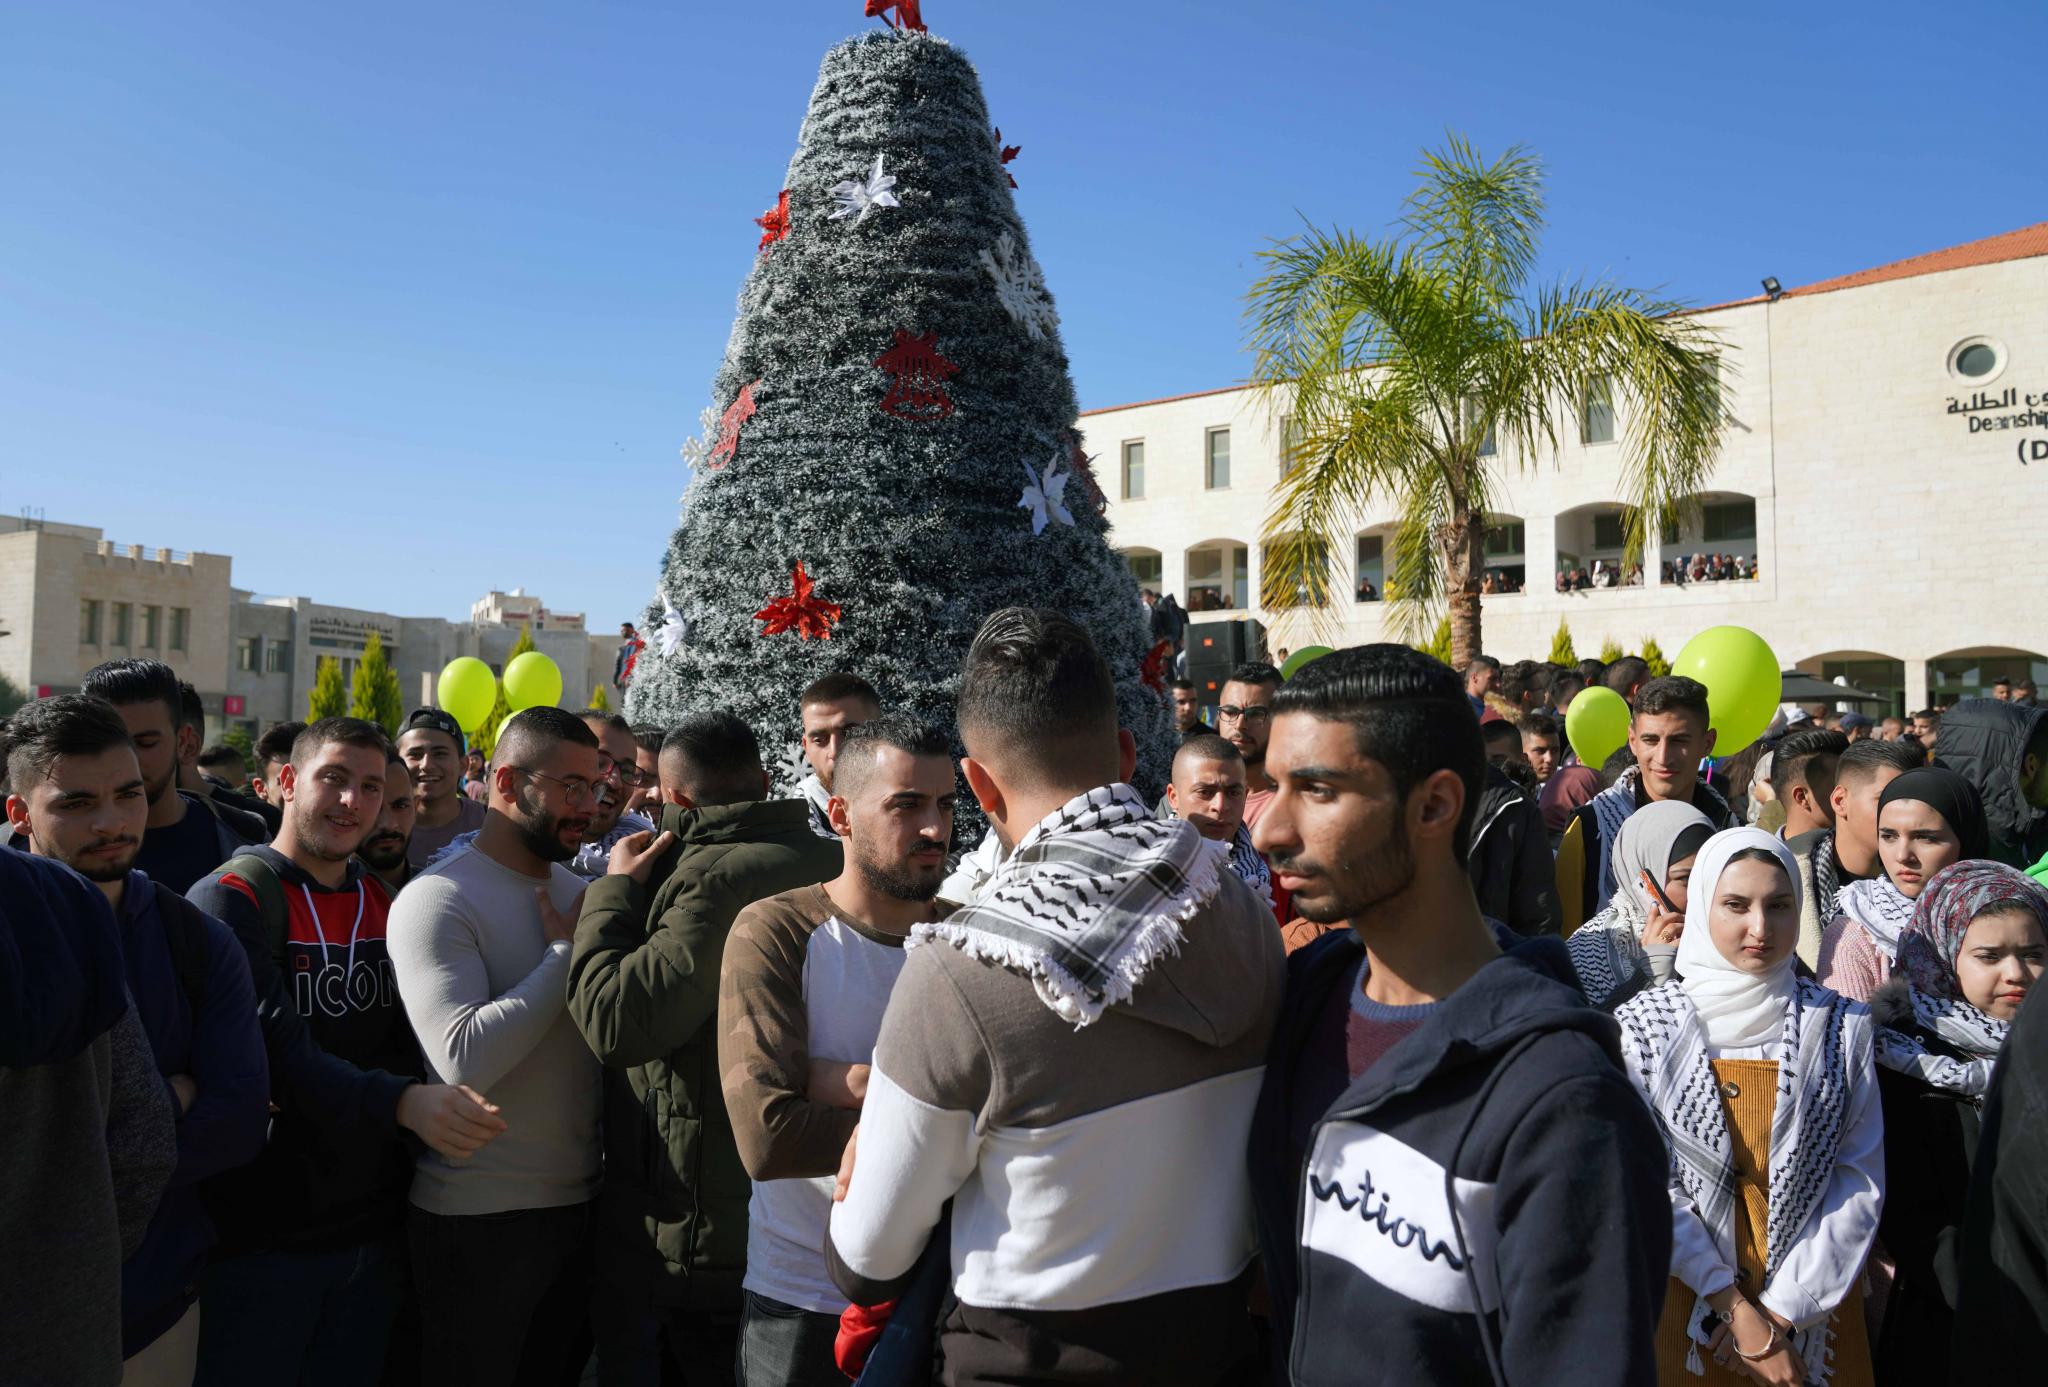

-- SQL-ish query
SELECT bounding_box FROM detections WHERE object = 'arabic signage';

[306,614,398,649]
[1945,386,2048,466]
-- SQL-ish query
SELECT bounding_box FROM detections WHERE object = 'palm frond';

[1403,136,1545,303]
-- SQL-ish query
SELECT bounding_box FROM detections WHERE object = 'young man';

[387,707,608,1387]
[718,716,955,1387]
[1556,676,1736,930]
[569,712,656,880]
[249,720,305,811]
[1911,706,1943,753]
[1219,660,1284,826]
[797,672,881,838]
[1783,736,1924,969]
[614,621,645,693]
[1927,695,2048,867]
[1519,711,1562,785]
[174,683,272,843]
[1771,727,1849,842]
[1167,733,1285,923]
[2015,678,2039,707]
[1247,644,1670,1384]
[827,608,1283,1385]
[0,847,178,1387]
[1838,710,1874,742]
[569,710,841,1386]
[1479,716,1524,768]
[624,725,664,815]
[462,747,489,803]
[1992,676,2013,702]
[1168,678,1204,740]
[397,707,486,871]
[1463,655,1500,715]
[81,659,255,893]
[357,750,417,894]
[189,717,503,1387]
[1466,742,1561,938]
[1602,655,1651,705]
[6,695,269,1379]
[197,743,249,791]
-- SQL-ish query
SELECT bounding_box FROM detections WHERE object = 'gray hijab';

[1605,800,1718,935]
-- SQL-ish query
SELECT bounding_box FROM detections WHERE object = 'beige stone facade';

[1079,226,2048,714]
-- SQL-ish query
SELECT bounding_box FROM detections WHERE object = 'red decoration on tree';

[754,190,790,252]
[994,128,1021,188]
[755,562,844,640]
[864,0,925,33]
[1141,639,1174,694]
[874,329,959,422]
[1067,435,1108,514]
[708,381,760,469]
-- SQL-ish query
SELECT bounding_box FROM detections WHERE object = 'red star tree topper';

[754,562,843,640]
[754,190,790,252]
[864,0,925,32]
[708,380,760,469]
[875,329,959,421]
[994,128,1021,188]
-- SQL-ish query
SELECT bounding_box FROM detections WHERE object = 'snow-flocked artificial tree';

[627,20,1175,823]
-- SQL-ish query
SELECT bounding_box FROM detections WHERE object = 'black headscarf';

[1879,767,1991,862]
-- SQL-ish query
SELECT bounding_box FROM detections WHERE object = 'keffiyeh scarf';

[799,773,839,841]
[1809,831,1843,918]
[1835,876,1916,962]
[910,784,1223,1026]
[1615,977,1864,1383]
[1227,822,1273,908]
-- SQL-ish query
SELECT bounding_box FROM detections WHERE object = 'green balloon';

[1672,625,1780,757]
[1566,686,1632,770]
[503,650,564,713]
[437,657,497,734]
[1280,645,1336,680]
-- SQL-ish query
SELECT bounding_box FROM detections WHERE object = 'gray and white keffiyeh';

[1835,876,1916,962]
[911,783,1224,1027]
[1615,977,1866,1383]
[1871,982,2003,1099]
[1227,823,1273,908]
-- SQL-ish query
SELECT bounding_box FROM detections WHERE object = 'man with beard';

[1218,661,1284,827]
[569,712,657,880]
[718,716,956,1386]
[386,706,607,1387]
[189,717,501,1387]
[397,708,486,872]
[1169,678,1205,740]
[1246,645,1669,1385]
[81,659,254,893]
[568,710,840,1387]
[358,750,417,894]
[5,694,268,1381]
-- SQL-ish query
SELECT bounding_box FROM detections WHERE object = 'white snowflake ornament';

[773,741,809,797]
[828,154,901,223]
[979,230,1059,342]
[678,404,719,471]
[1018,451,1075,536]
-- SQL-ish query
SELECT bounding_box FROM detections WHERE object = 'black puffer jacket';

[1467,765,1560,936]
[1932,697,2048,865]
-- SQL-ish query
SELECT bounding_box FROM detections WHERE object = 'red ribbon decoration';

[864,0,926,33]
[995,128,1021,188]
[708,381,760,469]
[754,190,790,252]
[875,329,959,421]
[1141,639,1174,694]
[755,562,844,641]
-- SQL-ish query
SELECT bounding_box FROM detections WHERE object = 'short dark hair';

[1913,708,1943,723]
[1576,659,1607,687]
[1993,676,2013,688]
[834,714,953,800]
[176,682,205,735]
[1272,644,1484,867]
[1551,673,1587,707]
[80,658,182,722]
[1167,678,1194,695]
[630,723,665,755]
[197,743,246,772]
[255,720,306,769]
[659,711,764,806]
[1224,661,1283,691]
[1500,660,1546,705]
[1604,657,1650,698]
[1519,711,1562,742]
[2016,679,2038,697]
[1769,728,1849,800]
[1634,675,1711,725]
[4,694,136,790]
[579,711,631,737]
[1838,736,1927,783]
[957,607,1116,754]
[800,672,881,711]
[1481,720,1521,752]
[291,717,394,770]
[1600,745,1638,785]
[1466,655,1501,678]
[1173,733,1243,773]
[493,706,600,775]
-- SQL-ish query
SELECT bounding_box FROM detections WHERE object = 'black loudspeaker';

[1185,619,1267,705]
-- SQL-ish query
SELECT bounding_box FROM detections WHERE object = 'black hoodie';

[1932,697,2048,866]
[1250,926,1670,1386]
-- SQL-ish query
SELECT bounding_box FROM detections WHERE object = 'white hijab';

[1676,828,1803,1048]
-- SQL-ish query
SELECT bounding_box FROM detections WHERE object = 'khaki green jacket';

[567,798,840,1308]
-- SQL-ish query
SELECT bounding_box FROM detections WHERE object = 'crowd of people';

[5,629,2048,1387]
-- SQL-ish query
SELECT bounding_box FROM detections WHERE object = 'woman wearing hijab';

[1567,800,1716,1009]
[1868,860,2048,1383]
[1616,828,1882,1386]
[1819,767,1990,1002]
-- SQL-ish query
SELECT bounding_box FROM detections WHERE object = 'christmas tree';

[627,17,1172,814]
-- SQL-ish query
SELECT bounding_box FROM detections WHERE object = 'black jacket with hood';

[1249,925,1670,1387]
[1932,696,2048,866]
[1466,766,1561,936]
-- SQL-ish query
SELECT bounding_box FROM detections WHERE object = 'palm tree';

[1245,137,1724,667]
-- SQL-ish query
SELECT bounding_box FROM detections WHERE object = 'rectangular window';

[1581,376,1615,445]
[1185,543,1247,611]
[1355,534,1385,602]
[265,640,291,674]
[111,602,132,647]
[170,607,189,652]
[1463,398,1497,457]
[236,636,258,672]
[1205,428,1231,490]
[141,605,161,649]
[1483,522,1526,557]
[1124,551,1162,589]
[1702,499,1757,542]
[1121,440,1145,499]
[79,598,101,645]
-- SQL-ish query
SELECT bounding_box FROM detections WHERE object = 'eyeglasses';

[512,767,598,805]
[1216,705,1273,724]
[596,755,653,788]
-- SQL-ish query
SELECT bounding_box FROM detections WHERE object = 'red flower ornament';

[754,190,790,252]
[864,0,925,33]
[755,563,843,641]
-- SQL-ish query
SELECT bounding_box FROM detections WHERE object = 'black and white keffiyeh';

[910,784,1224,1026]
[1566,800,1714,1009]
[1809,831,1843,919]
[1871,983,2003,1099]
[1227,822,1273,908]
[798,772,840,841]
[1835,876,1916,962]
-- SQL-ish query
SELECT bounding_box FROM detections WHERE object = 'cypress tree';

[1548,617,1577,666]
[347,630,403,734]
[308,656,347,720]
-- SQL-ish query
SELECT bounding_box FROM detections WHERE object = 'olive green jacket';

[567,798,840,1308]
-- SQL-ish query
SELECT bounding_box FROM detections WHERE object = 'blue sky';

[4,0,2040,627]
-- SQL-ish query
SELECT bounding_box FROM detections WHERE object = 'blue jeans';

[194,1241,404,1387]
[737,1291,844,1387]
